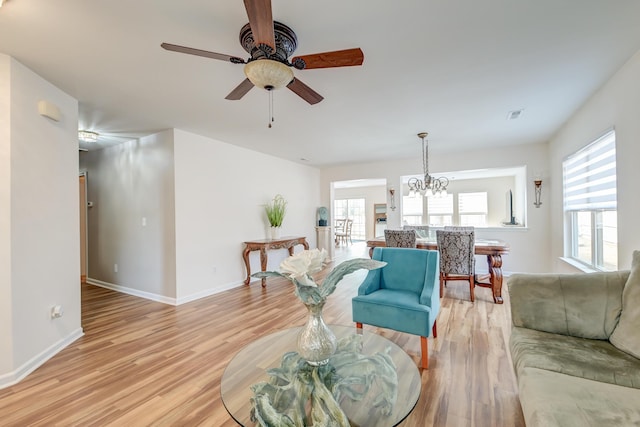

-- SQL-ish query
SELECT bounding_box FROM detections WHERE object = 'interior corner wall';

[0,55,81,387]
[549,49,640,271]
[80,130,177,301]
[320,142,550,274]
[0,55,13,376]
[172,129,321,303]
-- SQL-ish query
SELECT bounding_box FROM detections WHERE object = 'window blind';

[563,130,616,211]
[459,192,488,214]
[427,194,453,214]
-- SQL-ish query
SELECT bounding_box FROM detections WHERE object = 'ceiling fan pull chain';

[268,89,275,128]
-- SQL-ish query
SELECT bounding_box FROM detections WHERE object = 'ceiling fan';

[161,0,364,105]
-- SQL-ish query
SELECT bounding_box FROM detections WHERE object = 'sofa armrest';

[508,271,629,339]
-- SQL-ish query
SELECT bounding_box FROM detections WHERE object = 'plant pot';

[269,226,281,240]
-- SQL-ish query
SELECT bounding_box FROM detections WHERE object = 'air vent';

[507,109,524,120]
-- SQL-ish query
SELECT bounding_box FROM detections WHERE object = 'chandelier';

[408,132,449,197]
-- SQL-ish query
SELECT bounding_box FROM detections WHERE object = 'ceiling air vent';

[507,109,524,120]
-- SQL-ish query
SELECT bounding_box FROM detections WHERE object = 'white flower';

[279,249,328,287]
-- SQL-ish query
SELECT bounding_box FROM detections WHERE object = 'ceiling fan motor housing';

[240,21,299,64]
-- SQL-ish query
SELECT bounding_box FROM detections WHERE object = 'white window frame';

[563,129,617,271]
[458,191,488,227]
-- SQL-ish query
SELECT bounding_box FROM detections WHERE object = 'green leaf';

[320,259,386,299]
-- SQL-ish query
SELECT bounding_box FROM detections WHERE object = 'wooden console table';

[242,236,309,287]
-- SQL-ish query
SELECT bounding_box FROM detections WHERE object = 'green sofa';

[508,254,640,426]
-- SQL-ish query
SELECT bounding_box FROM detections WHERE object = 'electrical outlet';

[142,217,147,227]
[50,305,64,319]
[114,263,118,273]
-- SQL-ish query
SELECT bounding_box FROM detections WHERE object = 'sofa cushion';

[610,250,640,359]
[511,327,640,389]
[508,271,628,340]
[517,367,640,427]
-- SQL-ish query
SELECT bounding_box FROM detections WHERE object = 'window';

[563,130,617,270]
[427,194,453,226]
[458,192,488,227]
[402,196,423,225]
[334,198,366,240]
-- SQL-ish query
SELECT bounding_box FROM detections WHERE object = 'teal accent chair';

[352,247,440,369]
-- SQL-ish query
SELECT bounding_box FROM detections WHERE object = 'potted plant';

[265,194,287,239]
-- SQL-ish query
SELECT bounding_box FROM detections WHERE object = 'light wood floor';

[0,243,525,426]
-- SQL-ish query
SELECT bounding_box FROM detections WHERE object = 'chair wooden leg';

[469,275,475,302]
[432,321,437,338]
[420,336,429,369]
[439,273,444,298]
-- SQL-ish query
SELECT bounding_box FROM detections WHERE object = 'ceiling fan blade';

[161,43,244,63]
[243,0,275,50]
[225,78,255,100]
[287,79,324,105]
[291,48,364,70]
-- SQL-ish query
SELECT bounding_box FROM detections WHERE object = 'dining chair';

[336,219,353,245]
[352,247,440,369]
[384,229,417,248]
[436,229,476,302]
[334,219,346,245]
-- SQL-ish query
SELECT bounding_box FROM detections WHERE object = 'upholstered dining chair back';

[352,247,440,369]
[384,229,417,248]
[436,229,477,301]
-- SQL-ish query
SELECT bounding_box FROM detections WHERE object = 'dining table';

[366,237,510,304]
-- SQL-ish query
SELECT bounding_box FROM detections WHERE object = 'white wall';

[80,130,177,302]
[549,49,640,272]
[321,142,550,274]
[0,55,12,376]
[173,129,321,303]
[0,55,81,387]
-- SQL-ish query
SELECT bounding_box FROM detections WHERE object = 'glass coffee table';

[221,325,421,426]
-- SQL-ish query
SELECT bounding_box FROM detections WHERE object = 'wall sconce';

[389,188,396,211]
[534,179,542,208]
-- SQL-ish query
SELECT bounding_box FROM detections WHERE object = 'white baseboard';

[86,278,177,305]
[0,327,84,390]
[176,280,245,305]
[86,277,247,306]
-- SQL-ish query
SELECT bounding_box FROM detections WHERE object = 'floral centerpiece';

[250,249,391,426]
[253,248,386,364]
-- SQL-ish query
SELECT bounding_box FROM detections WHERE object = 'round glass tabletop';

[221,324,421,426]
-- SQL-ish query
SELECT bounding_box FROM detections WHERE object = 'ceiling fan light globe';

[244,59,294,90]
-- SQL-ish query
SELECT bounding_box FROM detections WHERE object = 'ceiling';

[2,1,640,166]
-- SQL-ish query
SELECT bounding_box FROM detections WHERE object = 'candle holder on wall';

[534,179,542,208]
[389,188,396,211]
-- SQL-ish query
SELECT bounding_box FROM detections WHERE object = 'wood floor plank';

[0,242,525,426]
